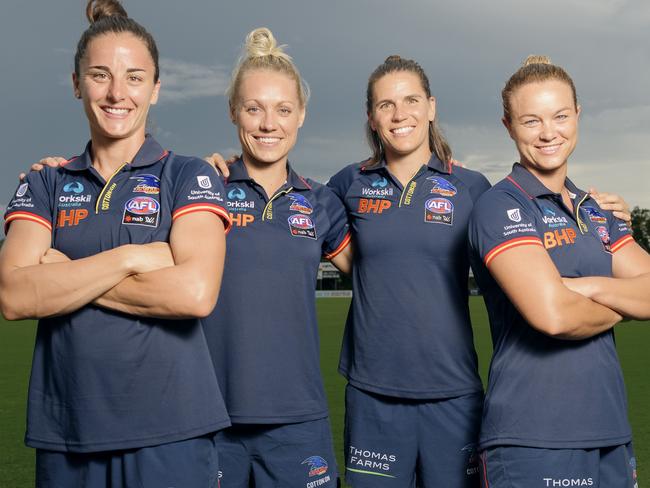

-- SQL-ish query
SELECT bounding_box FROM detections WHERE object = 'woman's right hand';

[204,152,239,178]
[19,157,66,180]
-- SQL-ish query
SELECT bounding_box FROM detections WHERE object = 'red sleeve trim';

[4,211,52,234]
[324,232,352,260]
[484,236,544,267]
[172,203,232,234]
[610,235,634,253]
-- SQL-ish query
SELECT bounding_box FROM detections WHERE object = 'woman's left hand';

[589,188,632,228]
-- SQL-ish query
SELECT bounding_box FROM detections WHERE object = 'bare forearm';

[547,291,622,339]
[567,275,650,320]
[95,259,222,319]
[0,247,134,320]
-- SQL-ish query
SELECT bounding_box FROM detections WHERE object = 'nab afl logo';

[197,175,212,189]
[125,197,159,214]
[424,198,454,225]
[288,213,317,239]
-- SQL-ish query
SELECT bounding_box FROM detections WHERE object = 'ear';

[576,104,581,120]
[502,116,515,140]
[72,72,81,99]
[367,111,376,131]
[150,79,161,105]
[297,105,306,128]
[229,102,237,124]
[428,96,436,122]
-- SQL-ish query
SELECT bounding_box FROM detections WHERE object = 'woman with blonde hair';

[469,55,650,487]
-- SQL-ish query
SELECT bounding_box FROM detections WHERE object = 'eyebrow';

[517,107,573,119]
[87,66,147,73]
[375,94,423,106]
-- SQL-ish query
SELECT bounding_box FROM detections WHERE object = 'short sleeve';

[171,159,232,233]
[469,190,544,267]
[4,171,53,234]
[326,163,358,204]
[604,208,633,253]
[319,186,351,259]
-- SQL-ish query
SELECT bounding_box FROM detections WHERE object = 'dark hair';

[502,55,578,122]
[75,0,160,82]
[365,55,452,165]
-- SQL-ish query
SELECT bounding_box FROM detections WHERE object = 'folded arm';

[489,244,622,339]
[0,221,145,320]
[563,241,650,320]
[94,211,226,319]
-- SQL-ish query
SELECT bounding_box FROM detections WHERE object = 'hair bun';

[245,27,290,60]
[384,55,402,64]
[86,0,128,24]
[523,55,552,67]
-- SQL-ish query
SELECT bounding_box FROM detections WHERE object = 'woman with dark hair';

[469,55,650,487]
[327,55,490,488]
[0,1,230,486]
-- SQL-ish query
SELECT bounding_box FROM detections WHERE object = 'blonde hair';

[227,28,310,107]
[502,55,577,122]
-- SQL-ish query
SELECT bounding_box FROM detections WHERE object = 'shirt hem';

[228,409,329,424]
[478,433,633,451]
[25,419,231,453]
[343,370,483,399]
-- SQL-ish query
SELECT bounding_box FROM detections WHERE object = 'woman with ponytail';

[468,56,650,487]
[0,1,231,486]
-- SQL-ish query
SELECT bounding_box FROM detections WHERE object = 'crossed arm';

[0,212,225,321]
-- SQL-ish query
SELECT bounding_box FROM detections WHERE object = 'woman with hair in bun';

[0,0,231,486]
[468,56,650,487]
[198,27,350,488]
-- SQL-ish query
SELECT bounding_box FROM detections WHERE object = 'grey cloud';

[158,58,230,103]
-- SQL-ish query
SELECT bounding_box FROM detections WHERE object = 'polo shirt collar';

[227,158,311,191]
[361,153,451,175]
[508,163,590,202]
[63,135,167,172]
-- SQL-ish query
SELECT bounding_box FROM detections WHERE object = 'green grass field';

[1,297,648,486]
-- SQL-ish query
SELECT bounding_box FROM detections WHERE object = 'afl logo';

[425,198,453,214]
[288,213,317,239]
[125,196,160,215]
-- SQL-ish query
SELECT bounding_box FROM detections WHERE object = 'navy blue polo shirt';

[468,163,634,450]
[4,136,232,453]
[327,154,491,399]
[202,159,350,424]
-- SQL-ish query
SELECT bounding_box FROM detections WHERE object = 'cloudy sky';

[1,0,648,232]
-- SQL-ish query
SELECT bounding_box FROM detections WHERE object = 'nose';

[107,77,126,102]
[260,110,277,131]
[539,121,556,142]
[391,102,407,122]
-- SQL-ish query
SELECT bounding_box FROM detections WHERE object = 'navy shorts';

[479,443,638,488]
[216,417,338,487]
[36,433,219,488]
[344,384,482,487]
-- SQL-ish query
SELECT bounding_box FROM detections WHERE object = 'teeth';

[257,137,280,143]
[538,144,561,154]
[392,127,414,135]
[104,107,129,115]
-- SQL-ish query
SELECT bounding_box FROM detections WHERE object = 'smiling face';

[230,69,305,168]
[73,32,160,144]
[368,70,435,163]
[504,79,580,177]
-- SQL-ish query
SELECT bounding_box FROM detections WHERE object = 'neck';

[522,162,568,195]
[385,148,432,186]
[91,130,147,179]
[242,154,289,197]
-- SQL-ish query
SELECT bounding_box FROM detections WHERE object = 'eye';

[278,106,292,116]
[522,119,539,127]
[245,106,261,114]
[378,101,393,111]
[127,74,143,83]
[406,97,419,104]
[555,114,569,121]
[91,72,109,81]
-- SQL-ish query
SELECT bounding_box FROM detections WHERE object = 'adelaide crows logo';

[302,456,328,477]
[426,176,457,196]
[130,174,160,194]
[288,193,313,215]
